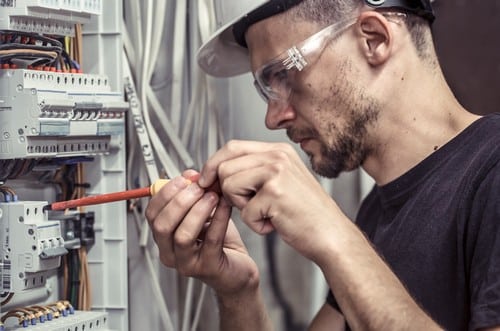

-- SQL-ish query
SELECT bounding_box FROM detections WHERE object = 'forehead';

[245,14,321,72]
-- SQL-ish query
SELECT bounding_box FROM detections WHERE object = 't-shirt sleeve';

[469,162,500,330]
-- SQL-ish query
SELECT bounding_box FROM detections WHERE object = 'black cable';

[0,43,62,53]
[0,30,63,49]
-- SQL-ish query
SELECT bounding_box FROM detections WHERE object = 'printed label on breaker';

[0,0,16,7]
[1,259,11,291]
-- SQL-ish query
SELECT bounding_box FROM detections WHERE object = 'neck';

[362,62,481,185]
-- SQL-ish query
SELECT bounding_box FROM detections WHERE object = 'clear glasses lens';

[254,60,293,103]
[252,16,358,104]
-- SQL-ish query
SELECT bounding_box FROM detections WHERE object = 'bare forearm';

[217,288,273,331]
[318,219,443,331]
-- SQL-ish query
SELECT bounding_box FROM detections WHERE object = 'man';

[146,0,500,330]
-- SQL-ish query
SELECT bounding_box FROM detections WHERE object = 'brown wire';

[1,292,14,306]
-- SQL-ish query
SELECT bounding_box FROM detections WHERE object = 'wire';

[0,30,63,48]
[181,278,195,331]
[146,0,166,79]
[130,206,175,331]
[78,247,91,310]
[0,293,14,306]
[190,283,207,331]
[146,87,195,169]
[170,0,187,132]
[74,23,83,67]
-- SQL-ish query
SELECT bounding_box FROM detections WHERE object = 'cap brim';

[197,24,252,78]
[197,0,274,78]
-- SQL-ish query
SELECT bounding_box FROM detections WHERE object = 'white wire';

[140,0,180,178]
[181,277,195,331]
[122,22,136,71]
[190,283,208,331]
[140,0,153,126]
[198,0,216,43]
[181,68,205,151]
[147,0,167,79]
[131,0,144,87]
[206,79,218,159]
[170,0,188,132]
[132,208,176,331]
[146,87,195,169]
[124,1,223,330]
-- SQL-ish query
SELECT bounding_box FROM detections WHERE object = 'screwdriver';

[45,176,220,211]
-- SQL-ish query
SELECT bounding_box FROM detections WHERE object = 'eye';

[270,69,288,85]
[261,62,285,82]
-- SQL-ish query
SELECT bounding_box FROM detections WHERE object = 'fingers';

[146,180,206,267]
[145,176,190,222]
[199,140,295,188]
[182,169,201,182]
[174,191,220,274]
[200,197,232,263]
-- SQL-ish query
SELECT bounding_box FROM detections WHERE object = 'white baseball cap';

[197,0,304,78]
[197,0,434,78]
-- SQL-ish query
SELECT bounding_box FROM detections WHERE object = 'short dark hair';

[288,0,435,61]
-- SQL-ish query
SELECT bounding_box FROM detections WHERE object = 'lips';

[287,127,316,146]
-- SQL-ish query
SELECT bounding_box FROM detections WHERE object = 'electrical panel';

[0,0,127,330]
[0,69,127,160]
[0,0,102,36]
[0,201,66,294]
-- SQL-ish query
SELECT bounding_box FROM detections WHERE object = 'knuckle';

[272,149,291,163]
[268,158,287,176]
[151,218,175,237]
[145,206,154,222]
[174,228,195,248]
[225,140,240,153]
[218,161,230,178]
[203,234,222,248]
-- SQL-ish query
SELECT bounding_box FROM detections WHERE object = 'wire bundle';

[0,30,62,69]
[0,186,17,202]
[0,300,74,327]
[0,28,82,71]
[122,0,223,330]
[55,163,92,311]
[0,159,38,182]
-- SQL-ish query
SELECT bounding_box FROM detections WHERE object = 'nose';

[264,99,296,130]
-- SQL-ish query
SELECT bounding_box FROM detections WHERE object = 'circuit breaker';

[0,1,127,330]
[0,201,66,294]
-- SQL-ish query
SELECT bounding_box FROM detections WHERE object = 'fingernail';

[203,192,217,203]
[187,183,202,194]
[198,175,206,187]
[172,176,189,189]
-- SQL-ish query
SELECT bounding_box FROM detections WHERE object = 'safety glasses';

[253,17,358,104]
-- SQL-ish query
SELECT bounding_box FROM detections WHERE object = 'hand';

[198,140,348,262]
[145,170,260,296]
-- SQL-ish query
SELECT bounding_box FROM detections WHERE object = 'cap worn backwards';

[197,0,434,78]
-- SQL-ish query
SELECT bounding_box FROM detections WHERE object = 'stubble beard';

[312,104,379,178]
[291,76,380,179]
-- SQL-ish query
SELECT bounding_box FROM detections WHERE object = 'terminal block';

[55,210,95,249]
[0,0,102,35]
[1,310,109,331]
[0,201,67,294]
[0,69,128,160]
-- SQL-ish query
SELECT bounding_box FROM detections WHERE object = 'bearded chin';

[308,146,345,179]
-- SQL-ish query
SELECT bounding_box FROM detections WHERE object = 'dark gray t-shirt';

[327,113,500,330]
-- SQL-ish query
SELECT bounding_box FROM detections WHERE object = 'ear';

[355,11,393,66]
